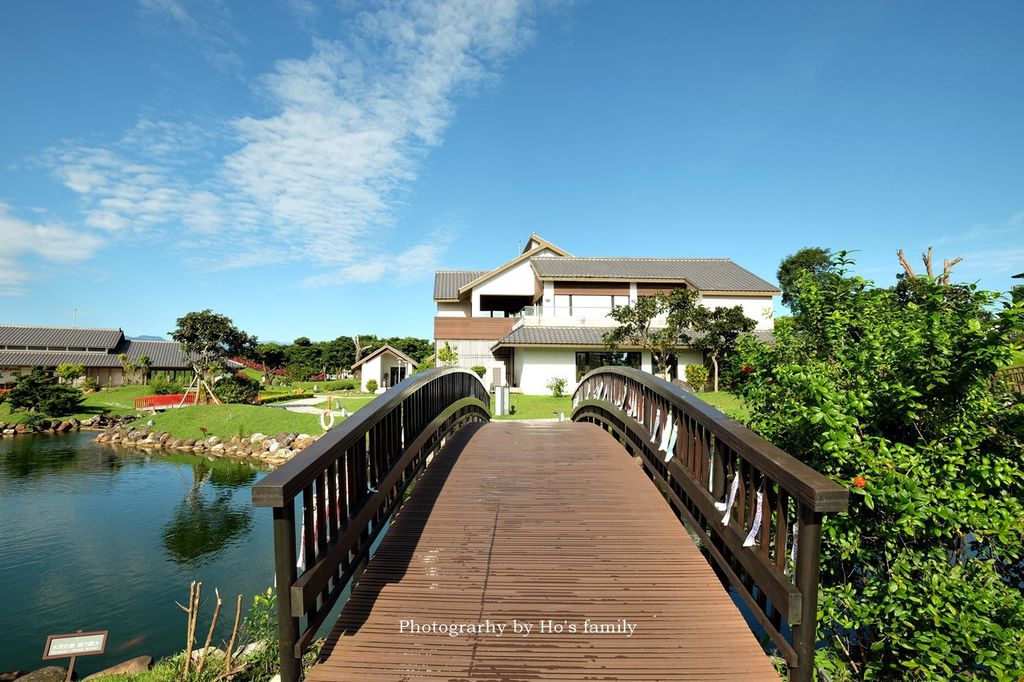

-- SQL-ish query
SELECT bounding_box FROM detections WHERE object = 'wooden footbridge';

[254,368,847,682]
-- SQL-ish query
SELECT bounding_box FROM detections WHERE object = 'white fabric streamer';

[789,521,799,576]
[659,410,673,452]
[650,408,662,442]
[715,474,741,526]
[742,488,764,547]
[707,446,715,492]
[663,423,679,463]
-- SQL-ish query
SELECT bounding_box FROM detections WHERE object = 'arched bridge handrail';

[571,367,847,682]
[253,367,490,682]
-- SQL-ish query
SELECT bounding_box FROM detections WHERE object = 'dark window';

[575,351,641,381]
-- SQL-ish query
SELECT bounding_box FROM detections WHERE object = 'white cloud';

[0,203,104,296]
[138,0,244,74]
[37,0,537,285]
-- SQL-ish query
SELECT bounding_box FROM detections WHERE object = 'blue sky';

[2,1,1022,342]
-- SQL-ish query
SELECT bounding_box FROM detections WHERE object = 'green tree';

[170,310,254,404]
[691,305,755,392]
[251,343,285,386]
[604,288,698,379]
[735,253,1024,679]
[437,342,459,367]
[137,354,151,385]
[777,247,835,310]
[117,353,137,385]
[3,367,83,416]
[55,363,85,385]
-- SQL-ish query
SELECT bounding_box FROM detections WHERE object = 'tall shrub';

[735,254,1024,678]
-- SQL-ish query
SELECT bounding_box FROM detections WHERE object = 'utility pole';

[72,307,77,327]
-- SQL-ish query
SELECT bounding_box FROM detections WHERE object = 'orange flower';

[853,476,866,489]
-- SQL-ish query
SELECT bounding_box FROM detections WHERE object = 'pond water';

[0,432,274,675]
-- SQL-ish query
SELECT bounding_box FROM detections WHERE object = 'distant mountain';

[129,335,167,341]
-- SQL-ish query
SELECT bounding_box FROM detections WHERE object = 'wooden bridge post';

[791,506,824,682]
[272,504,301,682]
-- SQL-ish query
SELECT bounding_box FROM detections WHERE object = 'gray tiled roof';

[0,325,124,350]
[491,325,775,349]
[530,258,779,293]
[492,326,628,348]
[434,271,489,300]
[0,339,242,370]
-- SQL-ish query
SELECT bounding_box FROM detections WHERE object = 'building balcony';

[515,305,619,327]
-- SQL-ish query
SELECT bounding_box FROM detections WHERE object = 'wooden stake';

[223,594,243,678]
[195,588,223,676]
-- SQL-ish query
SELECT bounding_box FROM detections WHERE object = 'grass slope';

[132,404,324,440]
[1,385,151,424]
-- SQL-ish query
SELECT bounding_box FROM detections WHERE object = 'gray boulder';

[82,656,152,681]
[17,669,66,682]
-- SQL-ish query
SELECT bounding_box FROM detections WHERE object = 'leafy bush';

[683,364,709,390]
[735,253,1024,679]
[150,377,184,395]
[4,367,83,416]
[213,374,261,405]
[470,365,487,378]
[437,341,458,367]
[81,377,99,393]
[56,363,85,384]
[257,392,315,405]
[241,587,279,681]
[366,379,379,393]
[317,379,357,391]
[415,354,436,373]
[546,377,567,397]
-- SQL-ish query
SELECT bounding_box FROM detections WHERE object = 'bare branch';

[922,246,934,277]
[897,249,916,278]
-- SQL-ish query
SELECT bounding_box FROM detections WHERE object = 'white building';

[433,234,778,394]
[352,344,419,393]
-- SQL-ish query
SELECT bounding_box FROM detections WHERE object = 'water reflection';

[0,432,273,675]
[162,460,254,566]
[1,434,78,478]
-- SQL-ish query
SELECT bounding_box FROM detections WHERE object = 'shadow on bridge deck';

[307,421,779,681]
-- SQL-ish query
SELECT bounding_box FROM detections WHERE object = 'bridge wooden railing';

[572,367,848,682]
[995,365,1024,394]
[252,368,490,682]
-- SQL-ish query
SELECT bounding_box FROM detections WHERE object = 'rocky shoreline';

[0,414,136,436]
[94,424,318,468]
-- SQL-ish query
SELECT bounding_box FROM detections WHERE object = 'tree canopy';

[735,252,1024,678]
[604,288,698,379]
[777,246,835,309]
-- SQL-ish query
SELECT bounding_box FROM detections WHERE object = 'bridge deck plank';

[307,421,779,681]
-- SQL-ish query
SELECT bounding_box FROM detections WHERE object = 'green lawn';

[1,385,151,424]
[315,396,376,412]
[79,385,152,415]
[492,394,572,420]
[488,391,748,423]
[130,403,325,440]
[695,391,749,422]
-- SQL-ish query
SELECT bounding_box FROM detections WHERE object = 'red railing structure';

[231,357,286,375]
[134,393,198,410]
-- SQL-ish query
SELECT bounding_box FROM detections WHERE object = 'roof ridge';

[0,324,123,331]
[565,257,733,262]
